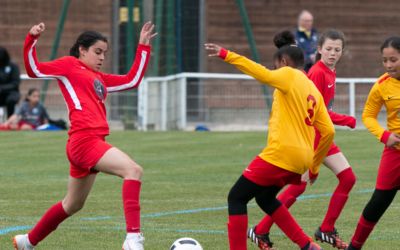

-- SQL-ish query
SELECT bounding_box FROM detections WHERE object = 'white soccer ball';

[169,237,203,250]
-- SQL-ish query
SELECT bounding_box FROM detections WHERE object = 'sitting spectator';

[2,88,49,130]
[0,46,20,118]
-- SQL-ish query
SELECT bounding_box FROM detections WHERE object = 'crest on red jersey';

[94,79,106,101]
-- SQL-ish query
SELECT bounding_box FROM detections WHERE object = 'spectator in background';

[0,46,20,118]
[1,88,49,130]
[295,10,318,72]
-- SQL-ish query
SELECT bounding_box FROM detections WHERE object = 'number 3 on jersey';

[305,94,316,126]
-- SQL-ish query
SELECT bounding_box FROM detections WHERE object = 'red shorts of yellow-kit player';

[243,156,302,187]
[376,147,400,190]
[326,142,341,156]
[66,133,113,178]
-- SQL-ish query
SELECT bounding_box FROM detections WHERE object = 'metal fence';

[139,73,379,131]
[17,73,379,131]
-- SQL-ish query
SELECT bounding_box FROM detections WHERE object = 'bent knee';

[122,162,143,179]
[62,199,85,215]
[338,168,357,188]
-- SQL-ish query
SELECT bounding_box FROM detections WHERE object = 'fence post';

[349,80,356,118]
[161,80,168,131]
[179,76,187,130]
[138,79,148,131]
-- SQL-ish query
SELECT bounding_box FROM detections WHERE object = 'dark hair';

[69,31,108,58]
[380,36,400,53]
[25,88,39,102]
[273,30,304,68]
[316,29,346,61]
[0,46,10,68]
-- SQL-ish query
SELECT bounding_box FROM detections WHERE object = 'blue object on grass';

[36,124,63,131]
[195,125,210,131]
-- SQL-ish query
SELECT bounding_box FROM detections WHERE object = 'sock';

[320,168,356,232]
[227,214,248,250]
[270,205,310,248]
[255,182,307,235]
[123,179,141,233]
[350,215,376,249]
[28,201,69,246]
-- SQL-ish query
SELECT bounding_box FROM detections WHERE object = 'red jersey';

[308,60,356,128]
[23,33,151,136]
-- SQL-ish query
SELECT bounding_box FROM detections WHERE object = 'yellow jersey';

[363,73,400,143]
[221,49,334,175]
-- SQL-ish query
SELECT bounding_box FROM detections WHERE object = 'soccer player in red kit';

[248,30,356,250]
[205,31,334,250]
[13,22,156,250]
[345,37,400,250]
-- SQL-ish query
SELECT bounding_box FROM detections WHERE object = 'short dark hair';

[0,47,10,68]
[273,30,304,68]
[69,31,108,58]
[380,36,400,53]
[316,29,346,61]
[25,88,39,102]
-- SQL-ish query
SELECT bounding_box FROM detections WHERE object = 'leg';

[349,189,397,249]
[227,175,264,250]
[319,152,356,232]
[95,147,143,180]
[28,174,96,246]
[255,182,307,235]
[94,147,144,249]
[5,91,20,117]
[255,187,311,249]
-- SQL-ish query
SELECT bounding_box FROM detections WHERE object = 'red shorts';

[376,147,400,190]
[18,121,36,129]
[243,156,302,187]
[66,134,112,178]
[327,142,341,156]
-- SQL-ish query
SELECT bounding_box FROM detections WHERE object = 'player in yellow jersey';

[345,37,400,250]
[205,32,335,250]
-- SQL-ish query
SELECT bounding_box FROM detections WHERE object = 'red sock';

[227,214,248,250]
[350,215,376,248]
[255,182,307,235]
[123,179,141,233]
[320,168,356,232]
[271,205,310,248]
[28,201,69,246]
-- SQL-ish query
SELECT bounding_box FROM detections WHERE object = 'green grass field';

[0,130,399,249]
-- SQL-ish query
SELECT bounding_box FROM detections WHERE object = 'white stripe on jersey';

[28,39,82,110]
[106,50,148,92]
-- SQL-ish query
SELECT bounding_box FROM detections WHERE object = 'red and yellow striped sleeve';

[219,49,293,93]
[362,81,390,143]
[311,95,335,174]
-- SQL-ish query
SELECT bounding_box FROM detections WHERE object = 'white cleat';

[122,233,145,250]
[13,234,35,250]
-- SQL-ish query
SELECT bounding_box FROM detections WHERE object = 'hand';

[348,116,357,129]
[29,23,45,36]
[204,43,223,57]
[138,21,157,45]
[386,133,400,148]
[308,170,319,185]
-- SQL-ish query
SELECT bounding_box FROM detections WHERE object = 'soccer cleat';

[122,233,145,250]
[315,227,348,249]
[247,226,274,250]
[13,234,35,250]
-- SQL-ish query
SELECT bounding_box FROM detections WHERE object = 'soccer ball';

[169,237,203,250]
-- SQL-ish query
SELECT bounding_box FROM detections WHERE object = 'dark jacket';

[0,62,20,93]
[295,28,318,71]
